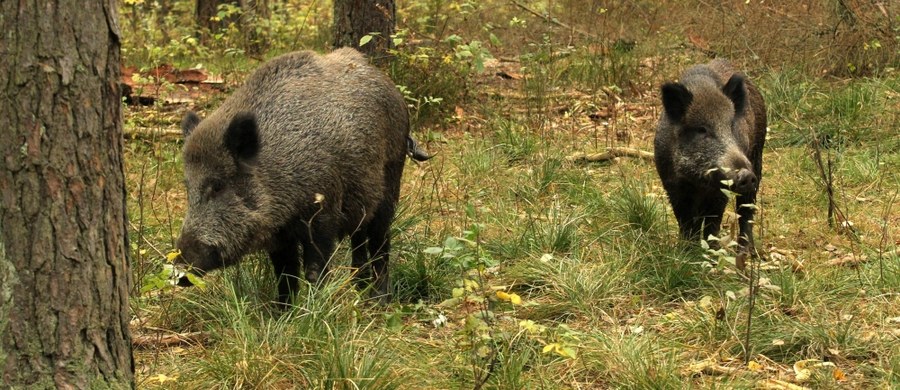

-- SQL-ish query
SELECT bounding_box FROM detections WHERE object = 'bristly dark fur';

[176,48,429,305]
[654,59,767,253]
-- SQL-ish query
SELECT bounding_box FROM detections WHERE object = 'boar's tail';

[406,135,432,162]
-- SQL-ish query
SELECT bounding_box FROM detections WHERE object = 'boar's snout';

[731,168,757,195]
[175,233,222,276]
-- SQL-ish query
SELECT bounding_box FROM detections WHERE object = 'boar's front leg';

[668,186,702,242]
[735,189,758,254]
[299,220,337,286]
[698,194,728,245]
[269,236,300,306]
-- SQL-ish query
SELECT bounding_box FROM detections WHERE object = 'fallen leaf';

[496,291,522,305]
[833,368,846,381]
[794,359,836,382]
[152,374,177,384]
[747,360,763,371]
[757,379,811,390]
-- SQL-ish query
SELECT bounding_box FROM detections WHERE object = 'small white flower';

[432,314,448,328]
[163,264,186,285]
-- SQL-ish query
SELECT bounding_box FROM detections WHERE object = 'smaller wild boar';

[653,59,767,253]
[175,48,430,305]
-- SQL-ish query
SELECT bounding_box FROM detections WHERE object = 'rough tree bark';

[0,1,134,388]
[333,0,396,64]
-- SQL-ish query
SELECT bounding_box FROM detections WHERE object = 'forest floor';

[121,2,898,388]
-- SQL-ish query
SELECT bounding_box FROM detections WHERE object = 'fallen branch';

[566,147,654,163]
[509,0,598,40]
[132,330,207,348]
[124,127,182,140]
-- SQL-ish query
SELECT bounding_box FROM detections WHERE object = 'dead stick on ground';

[124,127,182,140]
[132,331,207,348]
[509,0,598,40]
[566,147,654,163]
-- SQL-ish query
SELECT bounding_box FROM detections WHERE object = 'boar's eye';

[690,126,709,135]
[202,180,225,202]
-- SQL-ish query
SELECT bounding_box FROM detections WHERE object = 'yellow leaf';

[165,249,181,263]
[833,368,846,381]
[495,290,523,305]
[154,374,177,383]
[556,345,576,358]
[542,343,557,354]
[757,379,811,390]
[518,320,544,334]
[748,360,763,371]
[793,359,835,382]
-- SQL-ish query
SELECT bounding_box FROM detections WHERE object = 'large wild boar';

[175,48,430,305]
[653,59,767,253]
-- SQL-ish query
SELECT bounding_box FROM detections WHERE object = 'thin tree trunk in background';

[240,0,271,54]
[0,1,134,388]
[333,0,396,64]
[196,0,239,38]
[158,0,173,42]
[197,0,270,51]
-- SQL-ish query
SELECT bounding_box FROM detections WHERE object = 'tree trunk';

[239,0,270,54]
[197,0,269,52]
[0,1,134,388]
[196,0,239,36]
[333,0,396,64]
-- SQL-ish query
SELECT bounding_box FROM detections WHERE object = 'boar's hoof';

[305,269,322,284]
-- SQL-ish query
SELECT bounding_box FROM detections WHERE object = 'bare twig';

[132,331,207,348]
[124,126,182,140]
[566,147,654,163]
[509,0,598,40]
[743,248,759,365]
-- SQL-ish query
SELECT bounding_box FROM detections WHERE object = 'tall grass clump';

[152,269,404,389]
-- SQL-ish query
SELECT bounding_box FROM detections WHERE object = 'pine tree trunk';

[333,0,396,64]
[0,1,134,388]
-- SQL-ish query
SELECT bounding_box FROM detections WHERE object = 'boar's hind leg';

[269,238,300,306]
[350,230,371,288]
[367,200,397,301]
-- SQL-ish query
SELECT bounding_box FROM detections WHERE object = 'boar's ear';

[223,112,259,160]
[661,82,692,122]
[182,111,201,137]
[722,74,747,115]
